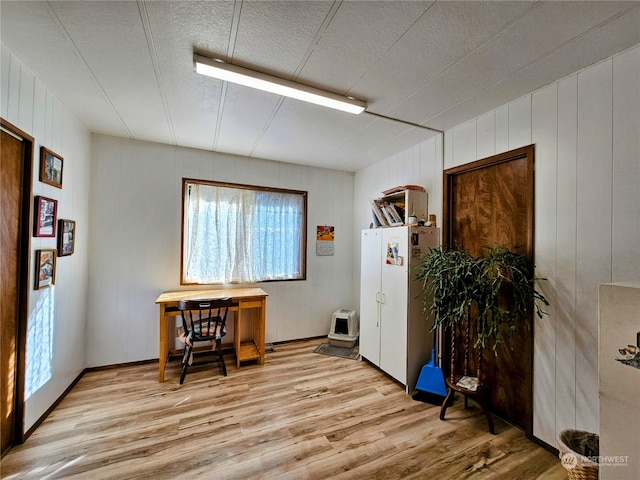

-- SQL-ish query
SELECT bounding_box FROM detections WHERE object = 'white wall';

[354,44,640,448]
[87,135,355,367]
[1,44,92,431]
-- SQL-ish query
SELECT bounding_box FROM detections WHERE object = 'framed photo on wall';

[57,219,76,256]
[34,196,58,237]
[35,249,57,290]
[40,147,63,188]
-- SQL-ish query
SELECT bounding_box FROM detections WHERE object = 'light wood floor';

[1,338,567,480]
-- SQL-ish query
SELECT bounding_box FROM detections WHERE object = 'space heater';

[328,309,359,348]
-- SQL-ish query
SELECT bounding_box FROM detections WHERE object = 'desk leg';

[258,298,266,365]
[158,304,167,383]
[235,302,242,368]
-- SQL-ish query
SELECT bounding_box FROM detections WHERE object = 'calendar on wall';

[316,225,334,256]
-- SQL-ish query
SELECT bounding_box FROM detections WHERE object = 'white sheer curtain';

[184,183,304,284]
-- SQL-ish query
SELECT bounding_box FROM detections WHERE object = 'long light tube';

[194,54,366,115]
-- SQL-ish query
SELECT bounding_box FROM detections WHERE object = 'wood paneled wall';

[1,44,92,432]
[89,135,355,367]
[354,44,640,448]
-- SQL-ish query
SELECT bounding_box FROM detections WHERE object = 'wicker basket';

[558,429,599,480]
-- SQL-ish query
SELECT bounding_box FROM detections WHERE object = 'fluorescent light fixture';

[194,54,366,115]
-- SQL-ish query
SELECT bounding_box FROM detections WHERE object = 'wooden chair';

[439,319,495,434]
[178,298,237,384]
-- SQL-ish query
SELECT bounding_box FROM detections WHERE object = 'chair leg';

[180,345,191,385]
[217,339,227,376]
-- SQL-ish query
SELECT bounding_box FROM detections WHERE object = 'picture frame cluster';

[34,146,76,290]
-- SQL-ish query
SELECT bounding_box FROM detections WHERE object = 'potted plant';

[416,244,549,353]
[415,244,549,433]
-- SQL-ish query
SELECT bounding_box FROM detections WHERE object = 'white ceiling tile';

[215,82,285,157]
[233,1,333,73]
[389,1,638,125]
[298,1,433,94]
[2,1,638,171]
[426,3,640,131]
[354,1,538,114]
[48,1,173,143]
[144,1,236,150]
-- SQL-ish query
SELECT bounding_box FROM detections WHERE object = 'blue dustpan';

[416,328,448,397]
[416,348,447,396]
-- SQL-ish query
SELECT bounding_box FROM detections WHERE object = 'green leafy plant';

[416,244,549,352]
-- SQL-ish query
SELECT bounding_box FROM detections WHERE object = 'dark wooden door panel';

[1,129,23,454]
[444,145,534,436]
[450,159,529,255]
[1,119,33,454]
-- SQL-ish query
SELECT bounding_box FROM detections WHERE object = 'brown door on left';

[1,120,32,455]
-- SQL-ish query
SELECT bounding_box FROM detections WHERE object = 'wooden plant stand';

[439,320,495,434]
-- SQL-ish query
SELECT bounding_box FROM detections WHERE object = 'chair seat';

[179,324,226,345]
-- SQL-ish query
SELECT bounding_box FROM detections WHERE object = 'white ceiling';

[2,1,639,172]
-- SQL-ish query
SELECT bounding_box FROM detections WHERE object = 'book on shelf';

[375,199,402,226]
[371,211,382,228]
[390,203,405,223]
[370,200,388,227]
[384,201,403,225]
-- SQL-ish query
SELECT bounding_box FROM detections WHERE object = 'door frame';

[442,144,535,437]
[1,118,34,448]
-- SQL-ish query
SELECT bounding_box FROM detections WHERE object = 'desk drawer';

[239,300,263,309]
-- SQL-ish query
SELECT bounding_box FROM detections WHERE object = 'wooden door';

[1,120,33,454]
[443,145,534,436]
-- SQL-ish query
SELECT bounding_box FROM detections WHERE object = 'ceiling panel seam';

[424,3,640,127]
[345,0,437,99]
[213,0,244,152]
[291,0,343,79]
[247,97,285,159]
[46,1,133,139]
[388,1,542,120]
[247,0,343,158]
[137,1,176,145]
[226,0,243,60]
[322,1,441,149]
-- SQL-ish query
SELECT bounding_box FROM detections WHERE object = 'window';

[182,179,307,284]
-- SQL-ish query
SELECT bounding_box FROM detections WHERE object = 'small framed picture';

[57,219,76,256]
[39,147,64,188]
[35,249,57,290]
[34,196,58,237]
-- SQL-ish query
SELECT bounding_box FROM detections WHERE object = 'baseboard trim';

[84,358,157,372]
[531,434,559,457]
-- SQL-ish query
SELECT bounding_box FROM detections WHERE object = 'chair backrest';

[178,298,236,341]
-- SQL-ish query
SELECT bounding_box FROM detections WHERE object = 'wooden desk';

[155,287,268,382]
